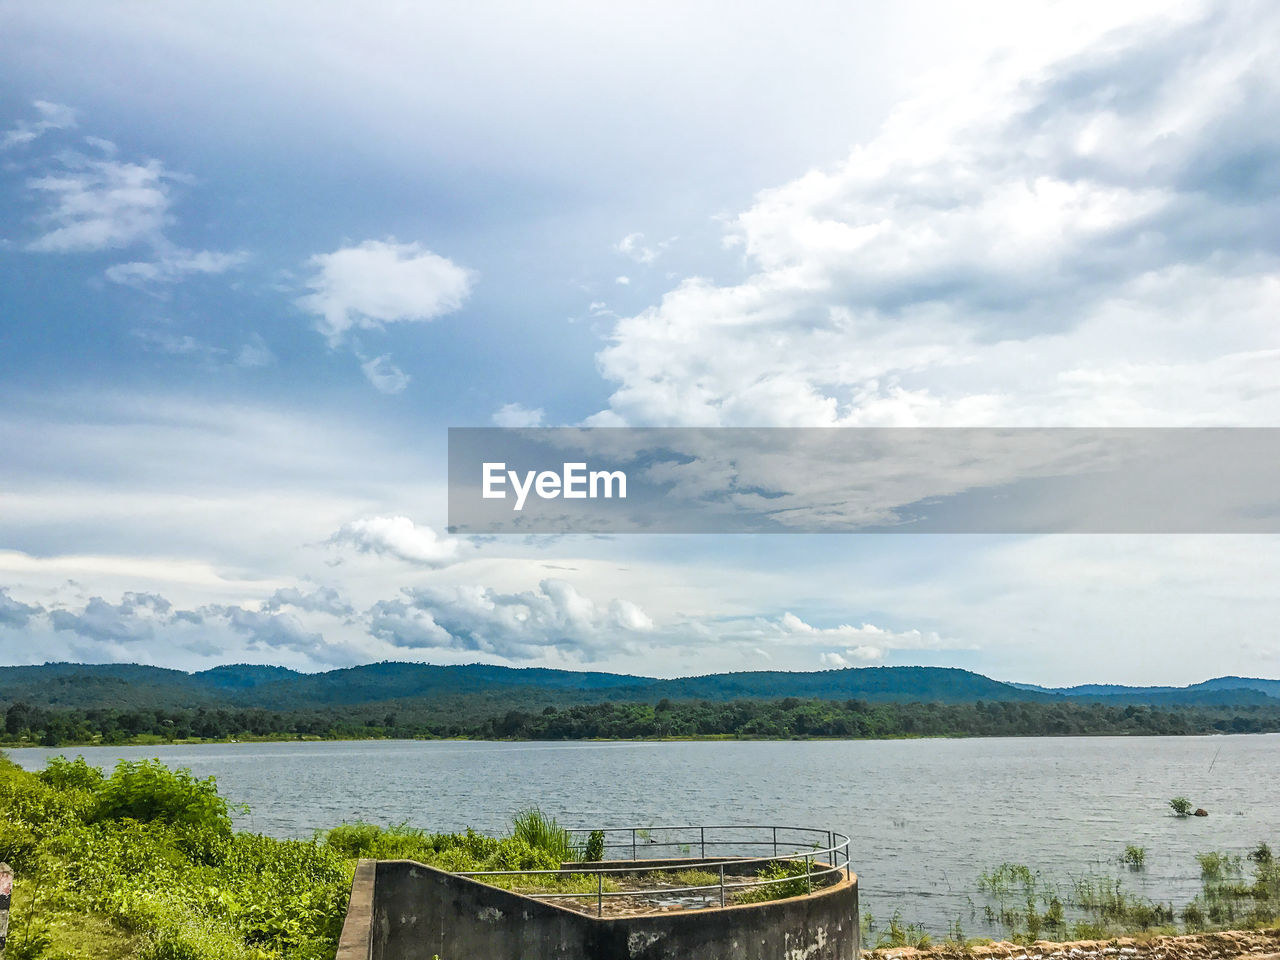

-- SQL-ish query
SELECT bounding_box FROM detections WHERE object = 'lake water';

[10,734,1280,936]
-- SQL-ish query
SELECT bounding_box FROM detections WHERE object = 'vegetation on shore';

[0,753,622,960]
[0,752,816,959]
[6,696,1280,748]
[4,748,1278,958]
[1,750,352,960]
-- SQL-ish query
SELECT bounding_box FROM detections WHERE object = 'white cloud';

[359,354,411,394]
[492,402,545,427]
[328,516,462,567]
[616,232,671,264]
[589,3,1280,428]
[614,275,631,285]
[776,612,959,666]
[131,326,275,369]
[0,587,43,627]
[24,588,364,665]
[48,592,172,644]
[21,136,244,286]
[105,248,248,287]
[132,328,223,360]
[213,604,331,658]
[368,578,654,659]
[1,100,76,150]
[84,135,117,155]
[234,334,275,368]
[27,158,174,253]
[820,649,881,668]
[298,239,474,345]
[261,585,353,617]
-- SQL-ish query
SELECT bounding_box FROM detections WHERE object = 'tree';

[5,700,31,735]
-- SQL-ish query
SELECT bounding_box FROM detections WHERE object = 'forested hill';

[0,661,1276,712]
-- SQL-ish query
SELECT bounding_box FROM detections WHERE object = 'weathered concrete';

[336,859,376,960]
[365,857,858,960]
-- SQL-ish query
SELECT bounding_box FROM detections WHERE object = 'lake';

[10,734,1280,936]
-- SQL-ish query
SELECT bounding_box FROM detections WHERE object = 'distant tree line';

[5,695,1280,746]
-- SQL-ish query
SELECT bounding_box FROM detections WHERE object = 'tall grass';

[1196,851,1243,879]
[510,807,581,864]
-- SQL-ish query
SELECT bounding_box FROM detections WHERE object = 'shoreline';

[866,928,1280,960]
[1,728,1268,751]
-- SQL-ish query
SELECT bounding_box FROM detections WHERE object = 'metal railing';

[453,824,850,917]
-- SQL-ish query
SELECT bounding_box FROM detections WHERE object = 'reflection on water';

[10,734,1280,935]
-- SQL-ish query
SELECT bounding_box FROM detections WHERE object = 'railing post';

[719,863,725,908]
[631,828,636,861]
[773,826,778,858]
[805,855,812,894]
[597,871,603,917]
[0,862,12,960]
[700,826,705,859]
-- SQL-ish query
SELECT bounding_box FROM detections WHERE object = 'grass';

[968,846,1280,946]
[1196,851,1243,879]
[0,752,619,960]
[862,909,933,949]
[733,859,818,904]
[630,868,721,888]
[510,807,581,863]
[1121,845,1146,870]
[5,887,144,960]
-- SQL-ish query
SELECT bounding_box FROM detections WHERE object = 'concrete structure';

[336,856,858,960]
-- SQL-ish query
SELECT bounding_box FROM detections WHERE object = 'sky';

[1,0,1278,686]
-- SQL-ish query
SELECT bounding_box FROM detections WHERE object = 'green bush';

[734,859,813,903]
[92,759,232,837]
[0,753,353,960]
[38,755,106,792]
[584,829,605,862]
[1170,796,1193,817]
[1121,845,1147,870]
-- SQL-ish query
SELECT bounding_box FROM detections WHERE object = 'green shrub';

[734,859,813,903]
[5,923,54,960]
[0,819,42,873]
[1169,797,1193,817]
[1121,845,1147,870]
[92,759,232,837]
[584,829,605,862]
[1183,901,1206,930]
[38,755,106,792]
[323,821,435,860]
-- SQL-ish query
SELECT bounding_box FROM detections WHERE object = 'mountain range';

[1,661,1277,713]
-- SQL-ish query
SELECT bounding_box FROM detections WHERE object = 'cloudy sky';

[1,0,1278,685]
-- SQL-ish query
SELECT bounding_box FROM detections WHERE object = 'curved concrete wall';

[341,857,859,960]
